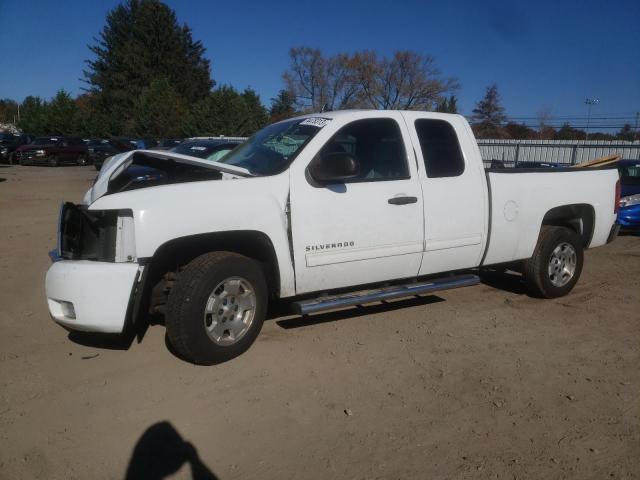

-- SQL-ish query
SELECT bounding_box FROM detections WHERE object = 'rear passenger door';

[403,113,488,275]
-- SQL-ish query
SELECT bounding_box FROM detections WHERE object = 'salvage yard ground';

[0,165,639,479]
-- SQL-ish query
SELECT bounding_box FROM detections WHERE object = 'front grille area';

[17,150,42,160]
[60,203,118,261]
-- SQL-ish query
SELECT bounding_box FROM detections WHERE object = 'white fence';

[478,139,640,168]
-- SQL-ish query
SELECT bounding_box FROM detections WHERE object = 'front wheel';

[523,226,584,298]
[165,252,268,364]
[76,155,88,166]
[48,156,58,167]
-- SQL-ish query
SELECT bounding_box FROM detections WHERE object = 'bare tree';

[352,51,459,110]
[283,47,458,112]
[283,48,360,111]
[283,47,326,111]
[536,107,555,139]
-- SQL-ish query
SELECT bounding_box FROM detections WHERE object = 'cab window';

[415,119,465,178]
[318,118,409,181]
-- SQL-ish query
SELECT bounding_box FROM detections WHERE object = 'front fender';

[89,173,296,297]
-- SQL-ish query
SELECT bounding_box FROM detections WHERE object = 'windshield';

[217,118,326,175]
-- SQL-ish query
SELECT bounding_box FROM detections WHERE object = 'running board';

[292,274,480,315]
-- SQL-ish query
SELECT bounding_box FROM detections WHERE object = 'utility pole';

[584,98,599,141]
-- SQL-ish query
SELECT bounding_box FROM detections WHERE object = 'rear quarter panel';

[483,168,618,265]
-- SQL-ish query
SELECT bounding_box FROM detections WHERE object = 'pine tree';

[84,0,212,134]
[435,95,458,114]
[131,78,189,137]
[472,84,506,138]
[269,90,297,121]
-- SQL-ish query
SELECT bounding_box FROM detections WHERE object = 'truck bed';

[481,166,619,266]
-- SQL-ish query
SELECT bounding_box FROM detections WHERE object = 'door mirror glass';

[309,152,360,183]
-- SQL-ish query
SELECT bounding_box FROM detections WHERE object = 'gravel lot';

[1,165,639,479]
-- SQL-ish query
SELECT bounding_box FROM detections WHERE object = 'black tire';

[48,156,58,167]
[76,155,88,166]
[165,252,268,364]
[523,226,584,298]
[9,153,16,165]
[19,156,27,166]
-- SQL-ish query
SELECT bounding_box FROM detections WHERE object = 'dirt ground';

[0,164,638,480]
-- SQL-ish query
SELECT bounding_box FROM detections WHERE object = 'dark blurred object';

[90,138,137,171]
[515,161,558,168]
[0,132,34,164]
[125,421,217,480]
[153,139,183,150]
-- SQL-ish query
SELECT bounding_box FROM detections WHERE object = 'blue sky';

[1,0,638,130]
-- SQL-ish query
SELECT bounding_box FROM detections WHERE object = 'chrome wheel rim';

[203,277,256,346]
[548,242,577,287]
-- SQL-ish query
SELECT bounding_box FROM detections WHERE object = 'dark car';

[617,159,640,232]
[16,136,89,167]
[154,139,183,151]
[169,138,240,161]
[515,161,558,169]
[0,132,34,164]
[90,138,138,170]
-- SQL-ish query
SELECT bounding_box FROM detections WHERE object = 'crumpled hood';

[85,149,251,204]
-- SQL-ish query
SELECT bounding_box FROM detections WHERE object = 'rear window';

[415,119,465,178]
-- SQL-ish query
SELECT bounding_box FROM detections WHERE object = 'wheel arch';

[540,203,595,248]
[144,230,281,296]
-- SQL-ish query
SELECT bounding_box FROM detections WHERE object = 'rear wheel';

[165,252,268,364]
[523,226,584,298]
[48,156,58,167]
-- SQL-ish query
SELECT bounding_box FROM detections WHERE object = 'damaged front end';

[50,202,136,264]
[87,149,251,204]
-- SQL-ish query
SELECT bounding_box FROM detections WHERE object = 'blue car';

[617,160,640,232]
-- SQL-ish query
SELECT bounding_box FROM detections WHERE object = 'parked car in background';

[154,139,182,150]
[169,138,241,161]
[515,161,558,168]
[16,136,89,166]
[0,132,34,164]
[90,138,137,170]
[617,159,640,232]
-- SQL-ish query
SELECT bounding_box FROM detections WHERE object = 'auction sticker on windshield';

[300,117,332,128]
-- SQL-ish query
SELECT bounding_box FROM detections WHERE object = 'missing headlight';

[60,204,118,261]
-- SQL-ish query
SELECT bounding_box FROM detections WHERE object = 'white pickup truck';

[45,111,620,364]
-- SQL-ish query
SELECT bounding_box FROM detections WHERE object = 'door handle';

[388,196,418,205]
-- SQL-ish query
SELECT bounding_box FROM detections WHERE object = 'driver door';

[289,113,424,294]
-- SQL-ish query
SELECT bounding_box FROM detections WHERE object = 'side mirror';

[309,152,360,183]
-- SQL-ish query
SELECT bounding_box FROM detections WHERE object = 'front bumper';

[45,260,141,333]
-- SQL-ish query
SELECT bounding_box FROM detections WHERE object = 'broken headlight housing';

[57,203,135,262]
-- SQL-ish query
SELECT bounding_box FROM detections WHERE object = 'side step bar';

[292,273,480,315]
